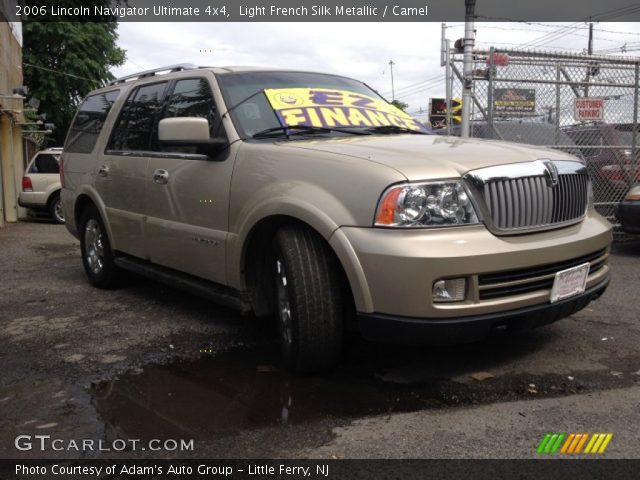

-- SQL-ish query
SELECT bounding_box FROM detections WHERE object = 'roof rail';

[108,64,198,86]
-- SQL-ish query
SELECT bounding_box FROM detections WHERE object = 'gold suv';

[61,65,612,372]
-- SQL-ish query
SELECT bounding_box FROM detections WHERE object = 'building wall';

[0,15,25,226]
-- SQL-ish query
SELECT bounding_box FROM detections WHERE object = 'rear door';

[144,76,234,284]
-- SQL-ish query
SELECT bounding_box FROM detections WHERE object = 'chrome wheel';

[276,257,293,346]
[84,219,105,275]
[53,199,65,223]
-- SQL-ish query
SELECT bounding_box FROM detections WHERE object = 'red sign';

[574,98,604,121]
[486,52,509,66]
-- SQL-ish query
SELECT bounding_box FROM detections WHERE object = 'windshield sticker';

[264,88,428,133]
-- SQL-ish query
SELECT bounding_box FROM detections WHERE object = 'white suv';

[19,147,65,224]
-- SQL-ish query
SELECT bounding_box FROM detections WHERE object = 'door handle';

[153,169,169,184]
[97,165,109,177]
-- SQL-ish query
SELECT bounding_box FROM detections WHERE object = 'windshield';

[217,71,428,138]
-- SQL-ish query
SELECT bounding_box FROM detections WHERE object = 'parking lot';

[1,220,639,459]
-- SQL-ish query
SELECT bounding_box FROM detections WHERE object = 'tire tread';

[275,224,343,372]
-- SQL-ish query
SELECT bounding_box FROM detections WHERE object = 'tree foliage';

[390,99,409,111]
[23,21,125,145]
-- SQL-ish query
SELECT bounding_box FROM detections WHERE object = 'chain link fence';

[447,48,639,234]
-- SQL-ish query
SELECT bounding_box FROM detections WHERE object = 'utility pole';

[389,60,395,101]
[461,0,476,138]
[586,20,595,96]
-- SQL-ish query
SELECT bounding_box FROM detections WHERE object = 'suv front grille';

[465,160,590,235]
[478,248,607,300]
[482,173,589,231]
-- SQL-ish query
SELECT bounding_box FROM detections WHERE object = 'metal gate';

[446,48,639,230]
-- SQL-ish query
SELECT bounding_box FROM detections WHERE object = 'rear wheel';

[79,205,122,288]
[49,194,65,224]
[273,224,344,372]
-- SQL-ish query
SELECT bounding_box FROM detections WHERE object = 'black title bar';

[2,0,640,22]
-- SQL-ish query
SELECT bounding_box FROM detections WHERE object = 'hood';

[278,134,578,181]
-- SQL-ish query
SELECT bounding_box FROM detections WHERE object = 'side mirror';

[158,117,227,156]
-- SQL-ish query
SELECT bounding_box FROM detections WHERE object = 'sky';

[111,21,640,117]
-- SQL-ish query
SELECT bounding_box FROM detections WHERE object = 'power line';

[23,63,99,83]
[395,80,446,102]
[520,22,583,48]
[395,78,445,96]
[380,74,443,97]
[593,27,640,37]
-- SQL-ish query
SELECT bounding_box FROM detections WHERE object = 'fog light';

[433,278,466,303]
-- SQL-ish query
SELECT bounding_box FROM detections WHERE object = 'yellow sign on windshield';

[264,88,428,133]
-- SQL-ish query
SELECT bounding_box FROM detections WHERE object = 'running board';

[114,256,252,314]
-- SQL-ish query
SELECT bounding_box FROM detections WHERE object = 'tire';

[49,193,65,224]
[79,204,122,288]
[273,224,344,372]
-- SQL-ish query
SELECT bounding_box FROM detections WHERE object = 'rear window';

[65,90,120,153]
[28,153,60,174]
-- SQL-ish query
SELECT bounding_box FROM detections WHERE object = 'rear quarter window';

[28,153,60,173]
[65,90,120,154]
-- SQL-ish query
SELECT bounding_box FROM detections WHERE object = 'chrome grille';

[465,160,589,234]
[483,174,589,230]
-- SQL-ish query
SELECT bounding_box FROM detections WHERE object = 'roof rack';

[108,64,198,86]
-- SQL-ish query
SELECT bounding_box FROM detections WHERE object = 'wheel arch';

[73,188,114,246]
[45,188,62,209]
[239,213,367,319]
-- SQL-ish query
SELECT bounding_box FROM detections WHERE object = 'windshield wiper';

[252,125,370,139]
[366,125,429,135]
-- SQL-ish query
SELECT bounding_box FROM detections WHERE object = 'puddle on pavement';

[91,333,632,440]
[90,344,458,440]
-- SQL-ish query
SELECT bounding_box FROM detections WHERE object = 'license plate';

[550,262,590,303]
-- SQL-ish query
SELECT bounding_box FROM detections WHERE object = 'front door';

[144,77,233,285]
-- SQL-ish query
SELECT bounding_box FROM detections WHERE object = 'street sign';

[574,98,604,122]
[486,52,509,66]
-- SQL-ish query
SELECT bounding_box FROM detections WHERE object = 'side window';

[108,82,168,152]
[29,154,60,173]
[160,78,219,153]
[65,90,120,153]
[165,78,217,124]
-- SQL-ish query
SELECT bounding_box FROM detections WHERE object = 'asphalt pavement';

[0,221,639,459]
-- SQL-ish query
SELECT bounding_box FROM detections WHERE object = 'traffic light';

[429,97,462,129]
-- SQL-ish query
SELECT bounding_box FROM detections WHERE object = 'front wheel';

[79,205,122,288]
[273,225,344,372]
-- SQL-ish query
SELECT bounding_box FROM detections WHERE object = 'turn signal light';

[375,187,402,225]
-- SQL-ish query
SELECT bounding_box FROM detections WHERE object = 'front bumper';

[358,279,609,345]
[332,208,611,318]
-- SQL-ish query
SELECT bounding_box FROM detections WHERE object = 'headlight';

[375,181,479,228]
